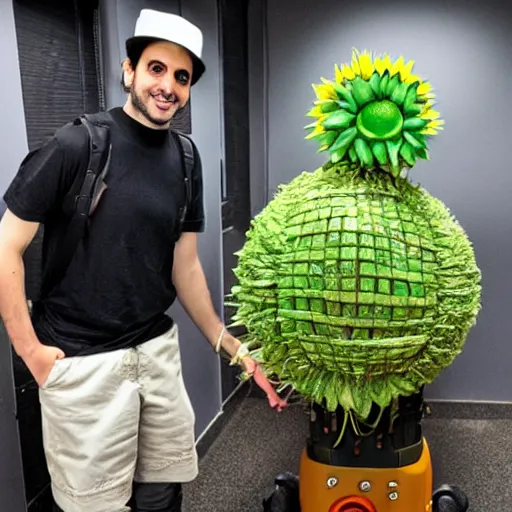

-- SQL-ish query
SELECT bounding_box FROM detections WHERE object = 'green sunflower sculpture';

[306,49,443,172]
[229,49,481,421]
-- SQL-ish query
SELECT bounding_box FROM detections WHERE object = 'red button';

[329,495,377,512]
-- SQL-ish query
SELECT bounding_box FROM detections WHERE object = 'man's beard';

[130,85,176,127]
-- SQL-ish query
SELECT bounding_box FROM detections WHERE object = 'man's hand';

[23,344,66,387]
[240,356,288,412]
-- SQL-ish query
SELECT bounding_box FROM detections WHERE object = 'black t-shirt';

[3,107,204,357]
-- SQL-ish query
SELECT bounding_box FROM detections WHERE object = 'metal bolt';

[388,481,398,488]
[326,477,338,488]
[389,491,399,501]
[359,481,372,492]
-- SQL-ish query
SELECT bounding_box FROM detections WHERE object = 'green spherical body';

[231,167,481,419]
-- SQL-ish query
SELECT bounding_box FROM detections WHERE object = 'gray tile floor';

[183,396,512,511]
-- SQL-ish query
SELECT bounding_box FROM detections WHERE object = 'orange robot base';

[262,391,469,512]
[299,438,433,512]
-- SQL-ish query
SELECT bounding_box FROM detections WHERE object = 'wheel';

[262,472,301,512]
[432,485,469,512]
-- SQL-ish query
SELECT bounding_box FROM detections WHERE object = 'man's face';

[123,41,193,129]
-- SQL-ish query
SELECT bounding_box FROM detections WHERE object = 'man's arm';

[0,209,40,357]
[0,209,65,386]
[0,126,87,385]
[172,232,242,358]
[173,232,289,411]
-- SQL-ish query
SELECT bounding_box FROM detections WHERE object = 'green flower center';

[356,100,404,140]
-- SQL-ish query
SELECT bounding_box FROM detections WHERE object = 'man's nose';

[160,72,176,95]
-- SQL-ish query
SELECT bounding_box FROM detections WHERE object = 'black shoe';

[262,473,300,512]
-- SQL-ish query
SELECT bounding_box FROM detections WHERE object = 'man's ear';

[122,59,135,90]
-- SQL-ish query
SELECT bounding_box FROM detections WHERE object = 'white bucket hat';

[125,9,206,85]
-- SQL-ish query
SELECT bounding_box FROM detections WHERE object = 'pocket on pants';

[41,358,72,390]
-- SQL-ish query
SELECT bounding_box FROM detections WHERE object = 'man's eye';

[151,65,164,73]
[176,72,189,85]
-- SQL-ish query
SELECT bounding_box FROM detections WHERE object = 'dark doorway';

[218,0,252,401]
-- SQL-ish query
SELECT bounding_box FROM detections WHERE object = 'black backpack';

[41,112,195,297]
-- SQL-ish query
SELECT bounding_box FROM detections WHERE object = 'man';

[0,10,282,512]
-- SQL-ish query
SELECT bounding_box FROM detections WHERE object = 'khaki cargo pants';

[38,324,198,512]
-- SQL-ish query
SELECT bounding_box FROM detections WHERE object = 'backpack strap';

[174,132,195,228]
[41,113,112,296]
[41,120,193,296]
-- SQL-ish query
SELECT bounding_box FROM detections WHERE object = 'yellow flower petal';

[422,128,438,136]
[400,59,415,81]
[374,56,385,76]
[305,124,325,139]
[351,53,361,76]
[421,109,440,120]
[405,74,421,85]
[341,64,356,80]
[312,83,336,100]
[334,64,344,84]
[417,82,432,95]
[306,105,323,117]
[391,56,404,77]
[358,51,374,80]
[314,99,336,109]
[428,119,445,130]
[382,54,393,75]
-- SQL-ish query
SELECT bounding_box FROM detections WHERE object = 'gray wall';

[247,0,268,218]
[0,2,29,199]
[98,0,224,436]
[250,0,512,402]
[0,3,29,510]
[179,0,224,434]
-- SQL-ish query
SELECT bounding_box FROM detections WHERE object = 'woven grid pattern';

[275,192,437,374]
